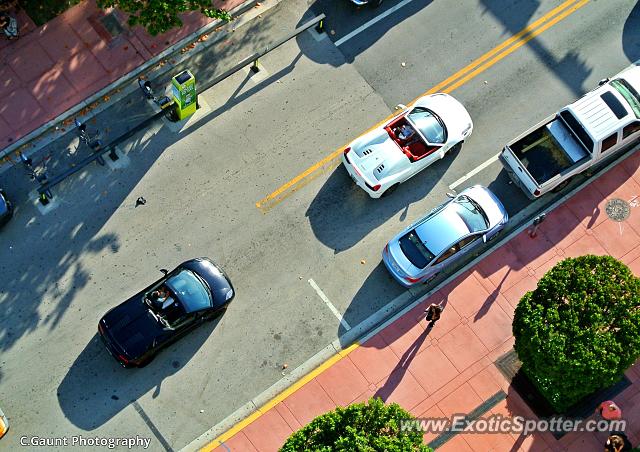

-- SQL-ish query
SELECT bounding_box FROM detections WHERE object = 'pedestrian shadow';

[373,323,433,402]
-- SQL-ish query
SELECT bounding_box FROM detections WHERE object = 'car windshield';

[611,78,640,119]
[165,269,212,313]
[407,107,447,143]
[453,196,489,232]
[399,229,435,269]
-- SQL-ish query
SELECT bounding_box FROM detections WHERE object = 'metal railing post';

[251,58,260,73]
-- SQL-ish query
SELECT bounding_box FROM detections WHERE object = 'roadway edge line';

[335,0,417,47]
[308,278,352,330]
[449,153,501,190]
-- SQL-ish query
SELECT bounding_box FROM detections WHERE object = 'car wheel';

[448,141,463,156]
[137,354,155,368]
[382,184,399,197]
[205,308,226,321]
[551,177,572,193]
[422,273,439,285]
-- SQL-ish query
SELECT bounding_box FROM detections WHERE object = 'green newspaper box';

[171,70,197,120]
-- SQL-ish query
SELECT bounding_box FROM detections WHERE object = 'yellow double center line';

[255,0,589,214]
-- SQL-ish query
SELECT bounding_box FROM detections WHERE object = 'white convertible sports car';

[342,93,473,198]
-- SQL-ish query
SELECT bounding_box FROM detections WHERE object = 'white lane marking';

[308,279,351,331]
[335,0,416,47]
[448,152,501,190]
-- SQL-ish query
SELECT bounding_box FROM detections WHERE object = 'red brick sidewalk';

[207,155,640,451]
[0,0,244,149]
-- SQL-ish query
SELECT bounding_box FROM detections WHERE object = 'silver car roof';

[414,205,470,256]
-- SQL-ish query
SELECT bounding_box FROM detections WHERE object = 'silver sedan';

[382,185,508,287]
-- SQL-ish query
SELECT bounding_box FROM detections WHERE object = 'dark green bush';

[19,0,81,25]
[280,397,431,452]
[513,255,640,412]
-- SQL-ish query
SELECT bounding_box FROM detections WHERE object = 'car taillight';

[343,147,351,164]
[533,189,541,197]
[118,354,130,365]
[365,182,381,191]
[403,275,421,283]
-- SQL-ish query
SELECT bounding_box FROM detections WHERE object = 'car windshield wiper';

[466,197,489,226]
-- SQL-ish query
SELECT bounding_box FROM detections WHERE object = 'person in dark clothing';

[425,303,443,325]
[604,433,632,452]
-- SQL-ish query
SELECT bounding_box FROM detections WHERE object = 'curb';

[180,142,640,451]
[0,0,272,170]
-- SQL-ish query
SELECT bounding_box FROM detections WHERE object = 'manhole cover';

[605,198,630,222]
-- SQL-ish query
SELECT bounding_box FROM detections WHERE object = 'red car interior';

[385,116,440,162]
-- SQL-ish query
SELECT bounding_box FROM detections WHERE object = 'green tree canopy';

[280,397,431,452]
[97,0,232,36]
[513,255,640,412]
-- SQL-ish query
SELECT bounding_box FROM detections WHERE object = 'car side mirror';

[446,191,456,198]
[160,268,168,275]
[598,78,610,86]
[394,103,407,111]
[482,234,488,243]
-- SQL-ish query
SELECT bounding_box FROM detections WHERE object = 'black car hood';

[0,192,11,218]
[182,258,234,309]
[101,296,165,359]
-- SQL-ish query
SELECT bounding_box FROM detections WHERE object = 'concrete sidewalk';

[201,155,640,451]
[0,0,246,151]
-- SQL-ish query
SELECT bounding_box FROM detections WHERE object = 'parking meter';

[171,70,197,120]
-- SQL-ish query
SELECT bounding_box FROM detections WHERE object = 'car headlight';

[225,289,234,301]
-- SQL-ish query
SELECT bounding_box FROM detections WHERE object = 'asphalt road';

[1,0,639,450]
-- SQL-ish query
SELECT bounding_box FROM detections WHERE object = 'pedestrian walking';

[604,432,632,452]
[596,400,622,420]
[424,303,443,325]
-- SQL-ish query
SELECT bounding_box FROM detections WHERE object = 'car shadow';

[57,320,218,430]
[622,0,640,64]
[305,149,457,253]
[299,0,434,66]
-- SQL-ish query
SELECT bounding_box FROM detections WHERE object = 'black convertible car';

[0,189,13,227]
[98,258,234,368]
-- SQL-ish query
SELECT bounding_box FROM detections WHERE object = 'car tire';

[551,177,572,193]
[137,354,155,368]
[422,273,439,285]
[382,184,399,197]
[205,308,226,321]
[448,141,464,156]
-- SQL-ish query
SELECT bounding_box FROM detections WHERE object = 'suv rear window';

[560,110,594,153]
[611,78,640,119]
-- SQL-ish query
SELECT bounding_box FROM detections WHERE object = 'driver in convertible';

[395,124,415,141]
[149,287,174,310]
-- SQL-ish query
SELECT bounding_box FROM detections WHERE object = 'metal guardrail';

[199,13,326,92]
[36,109,168,203]
[33,13,327,204]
